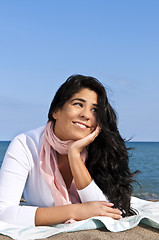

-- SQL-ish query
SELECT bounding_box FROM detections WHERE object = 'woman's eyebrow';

[71,98,98,107]
[71,98,85,103]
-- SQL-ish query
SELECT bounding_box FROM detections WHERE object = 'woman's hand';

[68,125,101,155]
[72,201,122,221]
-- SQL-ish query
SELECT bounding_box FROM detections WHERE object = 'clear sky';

[0,0,159,141]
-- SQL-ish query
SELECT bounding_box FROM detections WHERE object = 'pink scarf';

[40,121,86,206]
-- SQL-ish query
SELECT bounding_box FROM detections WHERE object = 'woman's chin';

[71,132,90,141]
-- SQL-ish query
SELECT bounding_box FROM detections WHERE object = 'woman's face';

[53,88,98,141]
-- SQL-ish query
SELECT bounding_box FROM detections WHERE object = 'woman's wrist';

[68,147,81,161]
[70,203,80,220]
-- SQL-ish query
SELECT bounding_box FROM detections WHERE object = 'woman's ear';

[52,110,60,120]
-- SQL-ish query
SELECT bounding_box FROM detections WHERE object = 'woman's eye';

[73,102,83,107]
[92,108,98,113]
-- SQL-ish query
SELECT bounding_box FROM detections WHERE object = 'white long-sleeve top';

[0,126,108,226]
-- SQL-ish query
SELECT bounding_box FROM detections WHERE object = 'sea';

[0,141,158,200]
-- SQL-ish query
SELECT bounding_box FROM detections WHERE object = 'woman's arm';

[67,126,111,202]
[68,126,100,190]
[0,135,38,226]
[35,201,122,226]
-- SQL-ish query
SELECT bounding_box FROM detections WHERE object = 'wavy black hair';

[48,74,138,216]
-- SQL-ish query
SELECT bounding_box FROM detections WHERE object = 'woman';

[0,74,136,227]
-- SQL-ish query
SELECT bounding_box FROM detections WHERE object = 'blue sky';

[0,0,159,141]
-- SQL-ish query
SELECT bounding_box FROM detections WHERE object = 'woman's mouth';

[72,121,90,129]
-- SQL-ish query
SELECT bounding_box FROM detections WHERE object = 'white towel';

[0,197,159,240]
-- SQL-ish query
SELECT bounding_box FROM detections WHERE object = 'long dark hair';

[48,74,138,216]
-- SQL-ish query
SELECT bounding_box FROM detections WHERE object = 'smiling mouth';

[72,121,90,129]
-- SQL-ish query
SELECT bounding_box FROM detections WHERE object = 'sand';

[0,223,158,240]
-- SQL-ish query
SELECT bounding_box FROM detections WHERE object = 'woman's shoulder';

[25,126,45,139]
[11,126,45,149]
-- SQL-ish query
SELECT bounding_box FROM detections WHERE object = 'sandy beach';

[0,223,158,240]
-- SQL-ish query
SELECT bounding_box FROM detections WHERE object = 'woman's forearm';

[35,204,76,226]
[68,149,92,190]
[67,126,101,190]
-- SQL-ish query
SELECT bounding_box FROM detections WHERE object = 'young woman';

[0,75,137,227]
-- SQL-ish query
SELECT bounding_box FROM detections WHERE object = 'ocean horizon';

[0,141,159,200]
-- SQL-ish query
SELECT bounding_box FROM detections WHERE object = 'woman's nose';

[79,108,91,120]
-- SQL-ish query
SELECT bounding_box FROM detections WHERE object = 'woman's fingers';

[101,205,122,219]
[88,125,101,141]
[75,201,122,221]
[103,202,114,207]
[69,125,101,151]
[99,201,122,219]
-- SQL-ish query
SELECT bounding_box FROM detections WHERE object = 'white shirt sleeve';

[77,180,109,202]
[0,135,38,226]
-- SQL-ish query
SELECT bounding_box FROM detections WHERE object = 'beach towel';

[0,197,158,240]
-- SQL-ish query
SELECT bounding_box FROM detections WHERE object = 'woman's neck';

[56,152,73,189]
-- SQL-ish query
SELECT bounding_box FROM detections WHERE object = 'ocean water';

[0,141,10,167]
[127,142,159,200]
[0,141,159,200]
